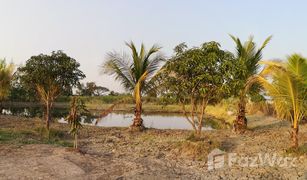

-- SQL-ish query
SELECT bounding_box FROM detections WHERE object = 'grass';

[285,143,307,156]
[134,129,221,161]
[172,137,221,161]
[0,128,73,147]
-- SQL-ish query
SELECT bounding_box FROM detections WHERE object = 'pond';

[0,107,213,130]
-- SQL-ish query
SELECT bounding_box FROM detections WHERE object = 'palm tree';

[230,35,272,133]
[0,59,14,101]
[103,41,164,130]
[257,54,307,148]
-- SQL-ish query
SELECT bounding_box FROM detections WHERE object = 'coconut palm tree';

[257,54,307,148]
[103,41,164,130]
[230,35,272,133]
[0,59,14,101]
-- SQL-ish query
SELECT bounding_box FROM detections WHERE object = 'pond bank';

[0,101,235,119]
[0,102,231,129]
[1,115,307,179]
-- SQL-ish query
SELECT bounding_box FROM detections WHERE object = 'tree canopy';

[158,41,236,134]
[17,50,85,131]
[18,50,85,97]
[159,42,235,104]
[77,82,109,96]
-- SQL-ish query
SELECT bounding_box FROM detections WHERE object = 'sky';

[0,0,307,92]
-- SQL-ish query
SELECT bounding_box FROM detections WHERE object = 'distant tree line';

[76,82,109,96]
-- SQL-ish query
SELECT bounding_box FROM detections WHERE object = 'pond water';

[1,107,213,130]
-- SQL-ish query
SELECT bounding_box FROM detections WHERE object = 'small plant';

[66,96,89,149]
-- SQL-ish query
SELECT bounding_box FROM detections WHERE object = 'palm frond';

[102,41,164,95]
[257,56,307,125]
[103,52,135,91]
[259,35,273,50]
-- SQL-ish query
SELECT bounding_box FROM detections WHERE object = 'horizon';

[1,0,307,92]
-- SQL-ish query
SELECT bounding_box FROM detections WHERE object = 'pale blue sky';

[0,0,307,92]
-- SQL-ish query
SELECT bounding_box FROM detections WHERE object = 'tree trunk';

[196,124,202,137]
[291,126,299,148]
[233,99,247,133]
[180,101,197,132]
[130,97,144,131]
[45,100,53,139]
[133,108,143,126]
[45,101,51,131]
[74,134,78,149]
[196,98,207,138]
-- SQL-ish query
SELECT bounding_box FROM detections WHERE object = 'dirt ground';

[1,115,307,179]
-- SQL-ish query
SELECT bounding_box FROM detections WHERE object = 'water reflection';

[59,112,212,130]
[1,107,213,130]
[1,106,67,118]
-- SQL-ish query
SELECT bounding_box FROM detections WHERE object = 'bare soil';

[0,115,307,179]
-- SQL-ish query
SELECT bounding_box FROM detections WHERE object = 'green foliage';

[230,35,272,132]
[103,41,165,94]
[8,74,36,102]
[230,35,272,100]
[17,50,86,99]
[230,35,272,95]
[159,41,235,103]
[158,41,236,133]
[259,54,307,125]
[16,51,85,130]
[102,41,165,127]
[76,81,109,96]
[0,59,14,101]
[78,94,133,104]
[66,97,89,148]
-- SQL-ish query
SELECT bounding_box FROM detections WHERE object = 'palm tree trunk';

[291,126,298,148]
[234,96,247,133]
[291,114,299,148]
[131,87,144,131]
[132,103,144,128]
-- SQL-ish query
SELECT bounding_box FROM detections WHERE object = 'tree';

[109,91,120,96]
[103,41,164,130]
[76,82,109,96]
[0,59,14,101]
[66,97,89,149]
[230,35,272,133]
[256,54,307,148]
[158,42,235,136]
[8,72,36,102]
[17,51,85,132]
